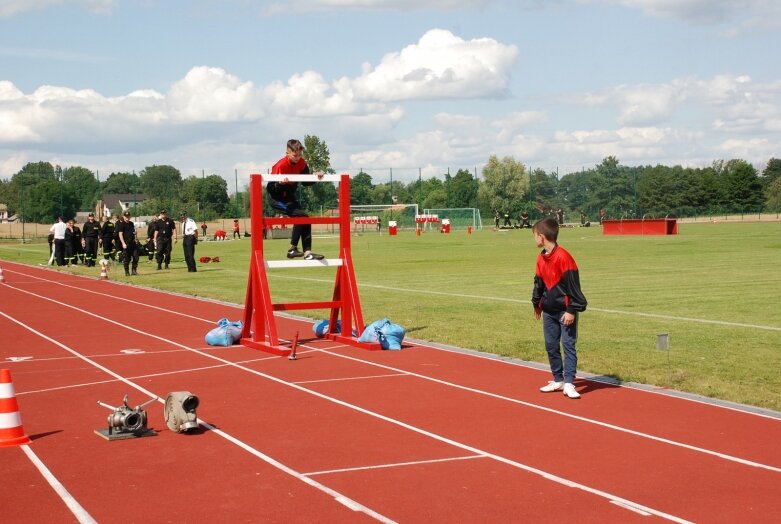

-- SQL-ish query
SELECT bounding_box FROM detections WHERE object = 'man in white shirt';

[49,217,67,266]
[180,211,199,272]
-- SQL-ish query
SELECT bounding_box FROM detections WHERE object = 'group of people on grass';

[49,209,199,275]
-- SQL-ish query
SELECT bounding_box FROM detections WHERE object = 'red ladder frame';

[240,173,381,355]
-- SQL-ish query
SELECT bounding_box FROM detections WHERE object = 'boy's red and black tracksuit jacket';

[532,245,587,314]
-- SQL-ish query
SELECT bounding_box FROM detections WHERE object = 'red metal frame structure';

[602,217,678,235]
[241,173,380,356]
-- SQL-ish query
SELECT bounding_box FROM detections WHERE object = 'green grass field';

[2,221,780,411]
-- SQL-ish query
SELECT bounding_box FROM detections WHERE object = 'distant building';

[98,193,148,220]
[0,203,8,223]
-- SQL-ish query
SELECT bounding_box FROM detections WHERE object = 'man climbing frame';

[266,138,325,261]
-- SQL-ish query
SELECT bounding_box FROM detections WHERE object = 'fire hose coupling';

[96,394,158,440]
[164,391,200,433]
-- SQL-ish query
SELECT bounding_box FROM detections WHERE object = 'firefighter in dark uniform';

[141,215,155,261]
[114,215,123,263]
[153,210,177,270]
[81,213,100,267]
[64,219,78,266]
[101,215,116,260]
[117,211,139,276]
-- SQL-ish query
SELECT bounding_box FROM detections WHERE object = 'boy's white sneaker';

[563,383,581,399]
[540,381,564,392]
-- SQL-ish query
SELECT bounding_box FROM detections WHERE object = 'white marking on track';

[313,346,781,474]
[294,372,409,385]
[610,500,653,516]
[0,309,396,524]
[1,294,691,524]
[6,264,781,331]
[304,454,487,477]
[20,445,97,524]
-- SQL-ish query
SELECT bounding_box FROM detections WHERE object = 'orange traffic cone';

[0,266,5,283]
[0,369,31,447]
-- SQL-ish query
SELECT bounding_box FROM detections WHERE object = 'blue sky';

[1,0,779,189]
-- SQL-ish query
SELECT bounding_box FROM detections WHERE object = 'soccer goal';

[350,204,419,231]
[423,208,483,230]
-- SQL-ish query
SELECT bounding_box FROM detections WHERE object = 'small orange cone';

[0,266,5,283]
[0,369,31,447]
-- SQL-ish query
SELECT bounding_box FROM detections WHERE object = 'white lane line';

[14,353,314,396]
[1,311,394,524]
[3,270,778,450]
[314,346,781,474]
[611,500,653,517]
[304,454,487,477]
[294,373,409,385]
[20,445,98,524]
[1,291,691,524]
[3,349,188,363]
[7,264,781,332]
[3,267,215,325]
[0,346,268,364]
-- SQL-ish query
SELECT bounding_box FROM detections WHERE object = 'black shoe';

[287,248,304,259]
[125,271,130,276]
[165,265,169,269]
[304,252,325,260]
[157,264,162,270]
[131,269,138,276]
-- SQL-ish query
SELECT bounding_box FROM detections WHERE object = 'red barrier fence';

[602,218,678,235]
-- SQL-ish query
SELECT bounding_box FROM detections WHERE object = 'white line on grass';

[1,290,692,524]
[7,263,780,416]
[7,264,781,332]
[20,445,97,524]
[0,310,395,524]
[267,274,781,332]
[9,262,780,421]
[7,264,780,429]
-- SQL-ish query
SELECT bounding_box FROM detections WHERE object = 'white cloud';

[347,29,518,101]
[0,29,519,158]
[595,0,781,31]
[576,74,781,135]
[167,66,262,123]
[719,137,775,160]
[0,0,117,17]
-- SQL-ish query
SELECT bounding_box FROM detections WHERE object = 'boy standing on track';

[266,138,325,261]
[531,217,588,399]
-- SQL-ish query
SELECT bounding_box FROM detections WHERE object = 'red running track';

[0,260,780,523]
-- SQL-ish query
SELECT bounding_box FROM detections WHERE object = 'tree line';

[0,162,236,223]
[1,135,779,225]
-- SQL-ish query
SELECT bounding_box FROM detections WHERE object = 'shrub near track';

[2,221,780,411]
